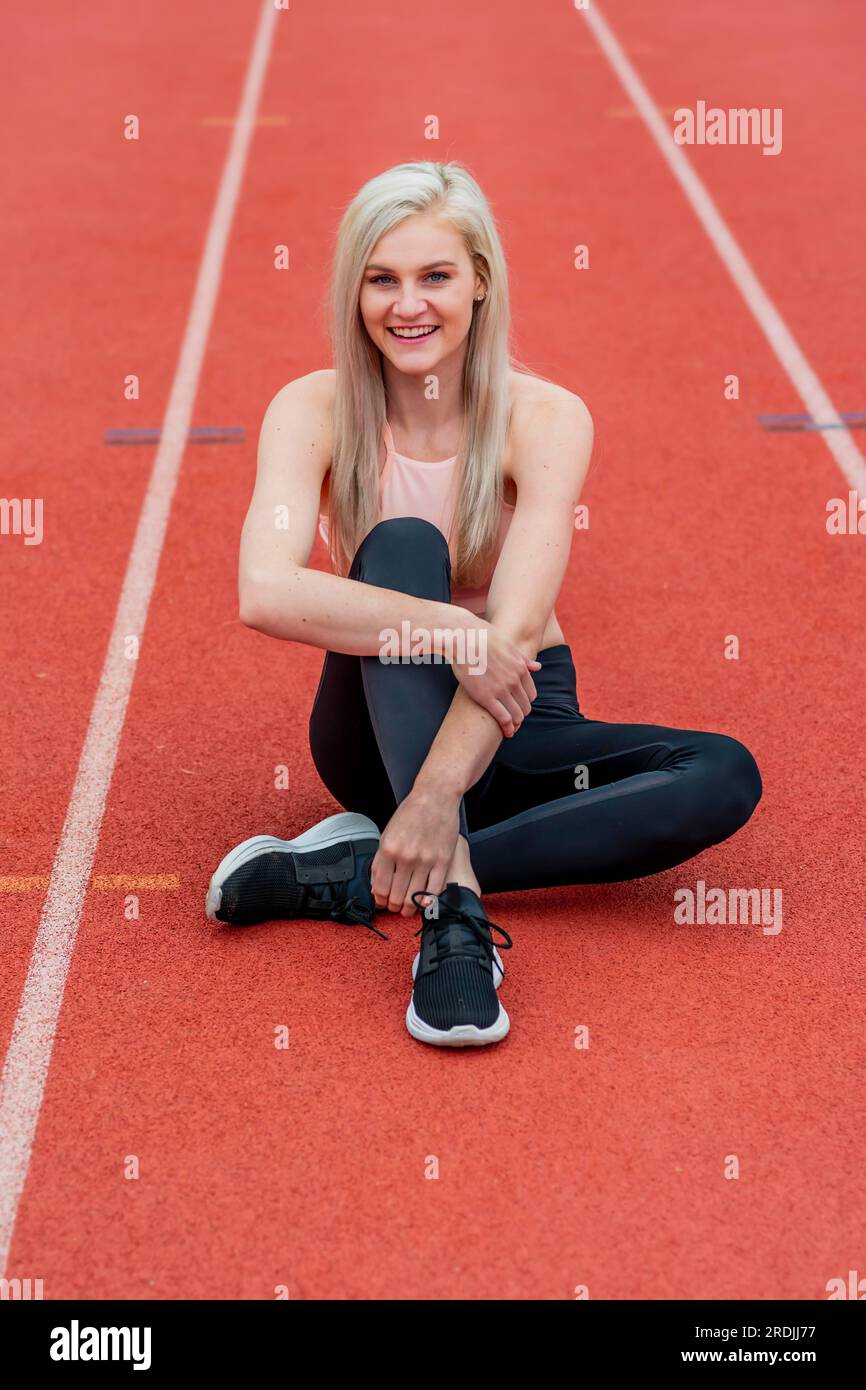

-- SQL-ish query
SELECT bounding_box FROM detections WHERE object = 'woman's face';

[359,211,482,375]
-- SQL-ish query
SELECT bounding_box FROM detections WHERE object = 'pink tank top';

[317,418,515,615]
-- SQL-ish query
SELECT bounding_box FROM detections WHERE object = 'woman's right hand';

[451,619,541,737]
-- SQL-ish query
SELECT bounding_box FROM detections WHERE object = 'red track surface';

[1,0,864,1299]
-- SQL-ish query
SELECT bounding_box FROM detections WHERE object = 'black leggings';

[309,518,763,895]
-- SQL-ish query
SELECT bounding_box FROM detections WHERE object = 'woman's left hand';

[371,786,460,916]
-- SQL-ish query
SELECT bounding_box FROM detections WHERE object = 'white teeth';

[390,327,437,338]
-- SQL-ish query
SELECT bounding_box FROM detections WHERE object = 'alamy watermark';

[826,1269,866,1299]
[379,621,487,673]
[0,497,43,544]
[673,102,782,157]
[50,1321,151,1370]
[826,491,866,535]
[0,1276,44,1299]
[674,879,782,935]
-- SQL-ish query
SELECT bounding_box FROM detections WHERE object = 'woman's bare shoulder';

[508,367,589,414]
[269,368,335,416]
[265,369,335,454]
[504,371,593,501]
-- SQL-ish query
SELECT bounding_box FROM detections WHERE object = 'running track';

[1,0,864,1300]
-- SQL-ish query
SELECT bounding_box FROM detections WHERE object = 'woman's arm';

[239,373,474,657]
[415,392,594,793]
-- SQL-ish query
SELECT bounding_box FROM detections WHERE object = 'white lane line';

[581,3,866,495]
[0,0,279,1274]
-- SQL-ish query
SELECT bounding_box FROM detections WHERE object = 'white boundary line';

[582,2,866,495]
[0,0,279,1274]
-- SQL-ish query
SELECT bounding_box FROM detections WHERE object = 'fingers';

[520,668,538,704]
[401,864,433,917]
[374,845,449,916]
[372,843,411,910]
[370,848,392,909]
[505,653,535,718]
[425,859,449,901]
[514,682,532,718]
[502,692,526,729]
[404,855,451,917]
[456,661,535,736]
[489,699,517,736]
[387,858,413,914]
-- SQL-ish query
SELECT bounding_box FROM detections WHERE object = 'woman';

[206,161,762,1050]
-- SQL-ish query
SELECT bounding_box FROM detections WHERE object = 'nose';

[393,288,429,317]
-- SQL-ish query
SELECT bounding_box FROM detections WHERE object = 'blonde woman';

[206,161,762,1049]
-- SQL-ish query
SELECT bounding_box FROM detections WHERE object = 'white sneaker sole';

[205,811,380,921]
[407,949,508,1047]
[405,995,510,1048]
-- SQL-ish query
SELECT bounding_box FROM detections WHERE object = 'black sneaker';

[205,812,386,937]
[406,883,513,1047]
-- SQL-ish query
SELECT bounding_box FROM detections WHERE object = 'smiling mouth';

[387,326,440,340]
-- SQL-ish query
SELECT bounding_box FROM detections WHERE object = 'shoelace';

[410,891,512,981]
[327,895,390,940]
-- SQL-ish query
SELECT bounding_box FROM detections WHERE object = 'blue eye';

[369,272,450,285]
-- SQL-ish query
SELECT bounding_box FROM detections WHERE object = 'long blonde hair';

[325,160,555,588]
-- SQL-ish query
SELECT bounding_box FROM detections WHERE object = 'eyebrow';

[365,260,459,273]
